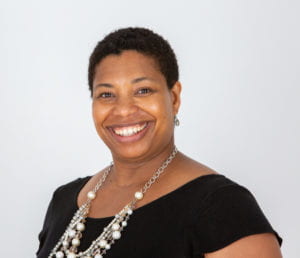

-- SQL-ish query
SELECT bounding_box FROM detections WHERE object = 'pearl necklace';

[48,147,178,258]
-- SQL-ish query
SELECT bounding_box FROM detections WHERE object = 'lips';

[112,122,147,137]
[107,121,151,143]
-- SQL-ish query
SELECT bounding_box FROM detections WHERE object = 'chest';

[39,201,202,258]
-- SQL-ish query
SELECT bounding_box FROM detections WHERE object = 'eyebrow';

[94,77,155,89]
[131,77,155,84]
[94,83,113,89]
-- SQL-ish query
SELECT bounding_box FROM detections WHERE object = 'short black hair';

[88,27,179,98]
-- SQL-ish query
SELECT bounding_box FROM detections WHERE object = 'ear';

[170,81,181,115]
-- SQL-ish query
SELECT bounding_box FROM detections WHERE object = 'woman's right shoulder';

[51,176,92,200]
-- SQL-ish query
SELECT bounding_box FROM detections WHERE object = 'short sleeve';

[36,185,64,256]
[190,184,283,254]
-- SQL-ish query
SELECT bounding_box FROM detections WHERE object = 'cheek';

[144,96,174,124]
[92,103,108,129]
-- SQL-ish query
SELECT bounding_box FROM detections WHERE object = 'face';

[92,50,181,161]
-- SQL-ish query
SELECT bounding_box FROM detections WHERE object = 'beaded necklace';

[49,147,178,258]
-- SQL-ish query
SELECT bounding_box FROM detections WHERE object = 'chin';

[110,144,151,161]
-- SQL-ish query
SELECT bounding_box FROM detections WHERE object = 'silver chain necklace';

[49,147,178,258]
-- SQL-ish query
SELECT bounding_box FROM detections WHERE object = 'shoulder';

[36,176,91,256]
[183,175,283,255]
[40,176,92,229]
[51,176,91,207]
[53,176,90,194]
[172,154,283,253]
[167,152,240,195]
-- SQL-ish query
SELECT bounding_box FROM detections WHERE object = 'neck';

[108,142,177,187]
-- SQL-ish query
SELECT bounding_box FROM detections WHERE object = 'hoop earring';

[174,115,180,126]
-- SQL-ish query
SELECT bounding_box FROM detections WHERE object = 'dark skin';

[78,50,282,257]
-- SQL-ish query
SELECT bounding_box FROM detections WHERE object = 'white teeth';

[113,123,147,137]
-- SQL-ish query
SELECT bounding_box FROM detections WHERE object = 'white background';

[0,0,299,257]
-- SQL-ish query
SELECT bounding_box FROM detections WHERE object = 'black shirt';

[36,174,282,257]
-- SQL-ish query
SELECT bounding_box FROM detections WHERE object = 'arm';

[204,232,282,258]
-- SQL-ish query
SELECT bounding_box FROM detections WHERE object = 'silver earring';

[174,115,180,126]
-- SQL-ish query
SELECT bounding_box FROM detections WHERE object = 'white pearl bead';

[62,240,69,247]
[112,223,120,231]
[122,221,127,227]
[112,230,121,239]
[67,253,76,258]
[134,191,143,200]
[99,239,107,248]
[94,254,103,258]
[68,229,76,238]
[72,238,80,246]
[55,251,64,258]
[87,191,96,200]
[105,244,111,249]
[127,208,133,215]
[76,222,85,231]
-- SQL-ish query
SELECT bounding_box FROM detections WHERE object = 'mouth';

[108,121,151,142]
[111,122,148,136]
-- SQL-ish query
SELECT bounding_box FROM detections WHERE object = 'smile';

[111,122,148,137]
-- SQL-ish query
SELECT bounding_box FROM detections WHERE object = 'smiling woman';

[36,27,283,258]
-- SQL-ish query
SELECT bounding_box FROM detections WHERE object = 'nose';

[112,95,139,117]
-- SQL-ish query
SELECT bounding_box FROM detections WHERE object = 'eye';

[136,88,153,95]
[97,92,114,99]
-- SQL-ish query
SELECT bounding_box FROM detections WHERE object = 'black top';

[36,174,282,258]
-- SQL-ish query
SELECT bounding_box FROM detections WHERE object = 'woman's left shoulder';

[171,153,237,192]
[188,176,284,254]
[173,154,283,253]
[176,157,263,212]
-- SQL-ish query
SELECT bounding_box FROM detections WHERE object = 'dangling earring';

[174,115,180,126]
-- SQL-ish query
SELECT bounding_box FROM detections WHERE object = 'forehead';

[93,50,163,84]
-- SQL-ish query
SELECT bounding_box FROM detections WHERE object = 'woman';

[37,27,283,258]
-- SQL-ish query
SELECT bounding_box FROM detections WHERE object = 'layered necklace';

[49,147,178,258]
